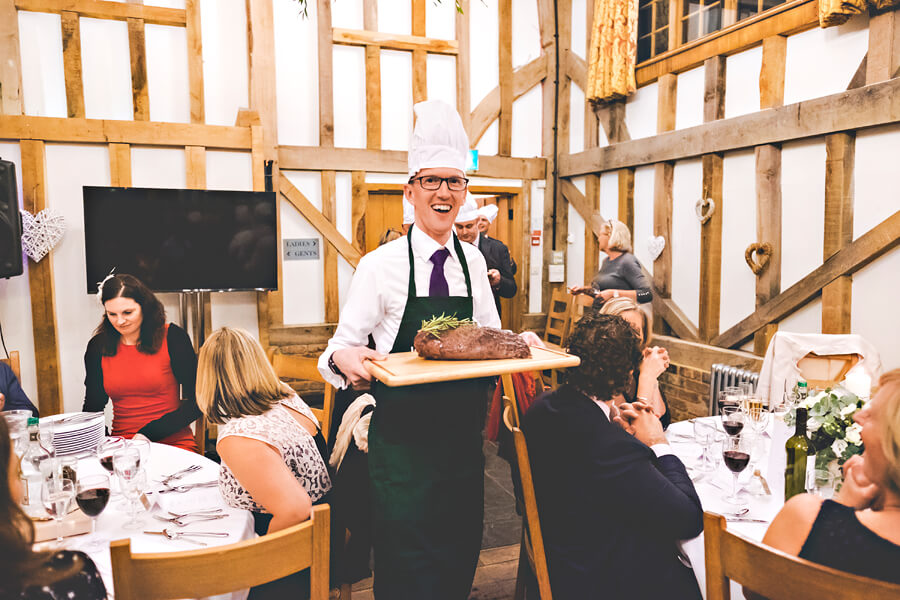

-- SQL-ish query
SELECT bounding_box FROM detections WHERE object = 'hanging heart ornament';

[744,242,772,275]
[21,208,66,262]
[648,236,666,261]
[695,197,715,225]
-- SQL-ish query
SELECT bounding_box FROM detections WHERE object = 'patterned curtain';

[586,0,639,104]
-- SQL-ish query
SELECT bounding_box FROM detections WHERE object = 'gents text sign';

[283,238,320,260]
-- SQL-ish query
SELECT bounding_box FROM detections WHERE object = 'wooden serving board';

[364,345,580,387]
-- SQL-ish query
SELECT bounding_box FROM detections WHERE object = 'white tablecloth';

[47,442,255,600]
[667,417,791,600]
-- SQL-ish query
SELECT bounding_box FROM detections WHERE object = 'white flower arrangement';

[785,385,865,478]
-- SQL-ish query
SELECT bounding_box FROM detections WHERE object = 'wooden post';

[821,133,854,334]
[583,0,601,284]
[364,0,381,149]
[498,0,512,156]
[108,143,132,187]
[618,168,635,236]
[760,35,786,110]
[60,11,85,119]
[21,140,62,415]
[0,0,23,115]
[456,0,470,133]
[186,0,204,123]
[754,144,781,354]
[322,171,339,323]
[351,170,367,253]
[126,0,149,121]
[539,0,558,314]
[653,73,677,313]
[411,0,427,104]
[699,56,725,341]
[317,0,334,147]
[866,10,900,83]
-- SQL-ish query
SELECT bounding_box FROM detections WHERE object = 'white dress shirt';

[593,398,672,458]
[318,227,501,389]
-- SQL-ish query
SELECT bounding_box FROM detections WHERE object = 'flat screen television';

[83,186,277,293]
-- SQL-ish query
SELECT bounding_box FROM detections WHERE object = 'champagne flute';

[42,478,75,547]
[75,474,111,551]
[722,435,751,506]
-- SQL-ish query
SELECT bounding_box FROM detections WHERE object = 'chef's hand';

[332,347,387,389]
[519,331,546,348]
[487,269,501,287]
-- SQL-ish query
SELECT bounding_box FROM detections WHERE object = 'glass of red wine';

[722,434,751,505]
[75,473,111,551]
[721,406,745,437]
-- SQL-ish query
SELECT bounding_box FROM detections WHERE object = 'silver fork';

[167,508,223,518]
[158,465,202,485]
[154,513,227,527]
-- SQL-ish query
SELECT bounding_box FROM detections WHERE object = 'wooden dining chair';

[542,287,572,349]
[267,348,336,444]
[503,395,553,600]
[1,350,21,382]
[704,511,900,600]
[110,504,330,600]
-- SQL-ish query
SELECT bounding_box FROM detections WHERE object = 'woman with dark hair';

[523,312,702,599]
[0,416,107,599]
[83,273,200,451]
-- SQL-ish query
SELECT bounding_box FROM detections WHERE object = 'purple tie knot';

[429,248,451,297]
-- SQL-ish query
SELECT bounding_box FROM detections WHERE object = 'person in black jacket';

[455,199,517,316]
[523,312,703,600]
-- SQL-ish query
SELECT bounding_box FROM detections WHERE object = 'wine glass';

[806,469,835,499]
[114,447,145,529]
[692,420,717,472]
[38,421,56,456]
[718,386,742,415]
[128,438,151,472]
[722,435,751,506]
[75,474,111,551]
[42,477,75,547]
[721,406,745,437]
[97,437,126,474]
[744,394,770,435]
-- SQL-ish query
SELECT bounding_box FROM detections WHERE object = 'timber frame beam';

[14,0,186,25]
[560,76,900,177]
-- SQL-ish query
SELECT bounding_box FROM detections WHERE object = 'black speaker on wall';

[0,158,24,279]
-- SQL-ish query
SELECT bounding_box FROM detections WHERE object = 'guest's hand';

[837,455,883,510]
[132,433,151,444]
[332,347,387,389]
[567,285,591,296]
[518,331,546,348]
[487,269,501,286]
[0,392,4,411]
[614,401,667,447]
[641,346,670,379]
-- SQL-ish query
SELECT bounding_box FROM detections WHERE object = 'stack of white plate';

[40,412,104,456]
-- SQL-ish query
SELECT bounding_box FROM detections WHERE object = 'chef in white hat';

[457,198,517,317]
[453,194,481,245]
[476,203,499,233]
[319,100,530,599]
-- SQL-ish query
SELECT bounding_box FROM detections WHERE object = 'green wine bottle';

[785,407,811,500]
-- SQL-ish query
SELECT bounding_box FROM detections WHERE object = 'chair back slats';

[542,288,572,347]
[267,348,335,443]
[1,350,21,382]
[704,512,900,600]
[111,504,330,600]
[503,398,553,600]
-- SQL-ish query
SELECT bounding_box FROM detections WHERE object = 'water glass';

[743,395,770,434]
[128,438,151,472]
[806,469,835,499]
[42,477,75,547]
[38,421,56,456]
[722,435,751,506]
[692,420,717,472]
[118,468,147,530]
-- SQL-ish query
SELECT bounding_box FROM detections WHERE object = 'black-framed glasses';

[408,175,469,191]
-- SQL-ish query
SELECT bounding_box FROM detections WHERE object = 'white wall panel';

[145,0,184,8]
[724,47,761,119]
[427,54,457,107]
[378,0,411,35]
[632,166,655,273]
[381,50,413,151]
[720,150,757,332]
[131,148,187,189]
[671,159,702,326]
[854,125,900,240]
[332,0,363,29]
[80,18,133,120]
[779,298,822,335]
[18,11,66,118]
[200,0,248,126]
[426,0,456,40]
[281,171,325,324]
[625,82,658,140]
[675,66,703,131]
[599,172,618,221]
[512,0,541,68]
[145,24,190,123]
[511,85,542,158]
[567,203,586,288]
[529,181,545,313]
[783,15,867,105]
[571,0,587,60]
[781,139,825,290]
[333,45,366,148]
[469,0,498,110]
[273,0,317,144]
[477,120,499,156]
[852,247,900,370]
[569,84,585,154]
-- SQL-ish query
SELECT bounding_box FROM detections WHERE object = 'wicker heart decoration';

[744,242,772,275]
[695,198,715,225]
[21,208,66,262]
[648,236,666,261]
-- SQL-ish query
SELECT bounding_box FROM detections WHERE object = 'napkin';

[152,485,223,514]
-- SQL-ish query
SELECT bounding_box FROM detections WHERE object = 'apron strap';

[405,225,474,299]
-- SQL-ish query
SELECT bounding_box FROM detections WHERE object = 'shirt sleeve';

[83,336,109,414]
[137,325,202,441]
[0,362,38,416]
[494,242,518,299]
[318,253,386,389]
[623,254,653,303]
[467,247,501,329]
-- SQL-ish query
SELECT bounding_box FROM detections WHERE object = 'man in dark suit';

[0,361,38,416]
[523,312,703,600]
[455,200,517,316]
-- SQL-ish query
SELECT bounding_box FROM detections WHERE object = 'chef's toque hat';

[477,204,499,224]
[408,100,469,177]
[455,194,480,224]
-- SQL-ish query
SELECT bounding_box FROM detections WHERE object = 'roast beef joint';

[413,315,531,360]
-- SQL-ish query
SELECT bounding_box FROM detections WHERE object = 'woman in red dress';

[83,274,200,452]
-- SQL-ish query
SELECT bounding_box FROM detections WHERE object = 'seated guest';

[599,297,671,427]
[569,216,652,304]
[196,327,332,535]
[0,416,107,599]
[83,273,200,451]
[0,361,38,416]
[760,368,900,585]
[523,312,703,600]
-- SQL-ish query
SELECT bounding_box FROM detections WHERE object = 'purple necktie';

[429,248,451,297]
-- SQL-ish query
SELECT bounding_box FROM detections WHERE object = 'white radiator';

[709,364,759,416]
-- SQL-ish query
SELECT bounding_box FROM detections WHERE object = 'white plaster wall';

[783,15,867,105]
[671,159,702,326]
[852,248,900,370]
[567,178,587,288]
[780,139,826,290]
[378,0,410,35]
[724,46,761,119]
[17,11,66,118]
[200,0,248,126]
[719,150,757,332]
[512,0,542,69]
[427,54,457,107]
[333,45,367,149]
[145,24,190,124]
[569,84,586,155]
[675,66,703,131]
[477,120,500,156]
[332,0,363,30]
[625,82,658,140]
[632,166,655,273]
[854,125,900,240]
[598,172,618,221]
[426,0,456,40]
[529,180,545,313]
[274,0,318,145]
[380,50,413,151]
[572,0,588,60]
[80,18,133,120]
[469,0,499,110]
[511,85,543,158]
[779,298,822,335]
[281,171,325,325]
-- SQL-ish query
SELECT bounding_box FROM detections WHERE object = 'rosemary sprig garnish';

[419,313,474,337]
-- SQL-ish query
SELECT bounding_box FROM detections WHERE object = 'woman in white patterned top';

[196,327,332,534]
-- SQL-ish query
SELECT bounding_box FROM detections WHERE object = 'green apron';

[368,227,489,600]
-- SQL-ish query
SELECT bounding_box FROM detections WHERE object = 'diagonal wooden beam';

[714,210,900,348]
[279,177,362,269]
[468,54,548,146]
